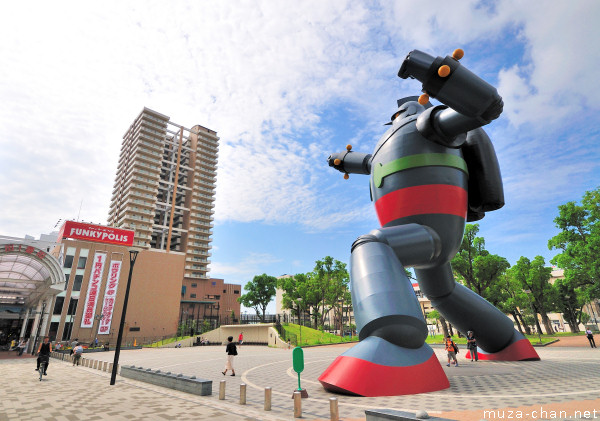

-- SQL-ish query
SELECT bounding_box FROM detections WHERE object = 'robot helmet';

[388,96,432,124]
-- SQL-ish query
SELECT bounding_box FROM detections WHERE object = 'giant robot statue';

[319,49,540,397]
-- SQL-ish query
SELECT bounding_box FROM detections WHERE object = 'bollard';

[329,397,339,421]
[108,362,113,372]
[103,361,108,371]
[293,391,302,418]
[219,380,226,400]
[93,360,97,369]
[240,384,246,405]
[264,387,272,411]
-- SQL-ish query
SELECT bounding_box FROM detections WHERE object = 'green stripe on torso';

[373,153,468,188]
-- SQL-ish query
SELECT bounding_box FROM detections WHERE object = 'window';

[53,297,65,315]
[234,290,240,294]
[64,255,74,268]
[73,275,83,291]
[77,256,87,269]
[49,322,60,341]
[191,283,197,287]
[223,289,226,293]
[190,294,196,298]
[62,322,73,341]
[211,281,216,286]
[67,298,78,316]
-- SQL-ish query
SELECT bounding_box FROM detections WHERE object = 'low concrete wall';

[120,366,212,396]
[161,323,283,347]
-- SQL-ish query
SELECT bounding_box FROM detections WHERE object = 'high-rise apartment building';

[108,107,218,280]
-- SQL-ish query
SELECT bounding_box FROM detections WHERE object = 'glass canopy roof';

[0,244,63,307]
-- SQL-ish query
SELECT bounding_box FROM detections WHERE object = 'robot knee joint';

[351,232,387,253]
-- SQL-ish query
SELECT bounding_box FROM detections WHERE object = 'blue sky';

[1,1,599,313]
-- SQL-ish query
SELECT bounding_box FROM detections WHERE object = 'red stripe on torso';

[375,184,467,226]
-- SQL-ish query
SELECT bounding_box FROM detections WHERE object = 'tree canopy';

[549,187,600,306]
[451,224,510,302]
[506,256,556,334]
[278,256,349,332]
[237,273,277,322]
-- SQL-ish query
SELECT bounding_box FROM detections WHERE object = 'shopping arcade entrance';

[0,242,63,353]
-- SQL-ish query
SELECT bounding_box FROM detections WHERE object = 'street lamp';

[296,298,303,346]
[524,289,542,344]
[110,249,139,385]
[93,313,105,347]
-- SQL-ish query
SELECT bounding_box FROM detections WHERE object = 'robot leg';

[416,264,540,361]
[319,225,449,396]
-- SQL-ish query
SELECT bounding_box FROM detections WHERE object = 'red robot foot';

[466,331,540,361]
[319,336,449,397]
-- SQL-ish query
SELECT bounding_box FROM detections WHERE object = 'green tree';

[490,274,532,335]
[451,224,510,301]
[309,256,349,331]
[507,256,555,334]
[278,273,315,325]
[237,273,277,322]
[549,187,600,327]
[428,309,450,338]
[553,278,584,332]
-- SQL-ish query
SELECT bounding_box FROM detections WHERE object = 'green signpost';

[292,346,309,398]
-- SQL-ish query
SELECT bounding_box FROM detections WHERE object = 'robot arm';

[399,49,503,147]
[463,127,504,220]
[328,145,372,177]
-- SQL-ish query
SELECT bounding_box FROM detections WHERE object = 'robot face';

[391,101,424,122]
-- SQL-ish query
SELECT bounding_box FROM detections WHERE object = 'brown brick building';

[179,278,242,333]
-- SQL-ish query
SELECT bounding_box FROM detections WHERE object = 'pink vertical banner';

[81,252,107,328]
[98,260,122,335]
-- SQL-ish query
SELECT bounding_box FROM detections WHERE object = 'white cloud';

[0,0,599,244]
[210,252,281,280]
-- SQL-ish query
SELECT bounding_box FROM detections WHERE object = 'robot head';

[387,96,431,124]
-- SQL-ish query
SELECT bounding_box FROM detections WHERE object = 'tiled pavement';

[1,344,599,420]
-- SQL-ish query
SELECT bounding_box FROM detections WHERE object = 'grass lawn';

[282,323,358,346]
[145,336,192,348]
[425,333,556,345]
[281,324,559,347]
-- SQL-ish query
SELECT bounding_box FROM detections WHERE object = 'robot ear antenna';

[452,48,464,60]
[418,94,430,105]
[334,158,341,166]
[346,144,353,151]
[343,173,349,180]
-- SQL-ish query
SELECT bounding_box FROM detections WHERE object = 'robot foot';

[318,336,449,396]
[466,330,540,361]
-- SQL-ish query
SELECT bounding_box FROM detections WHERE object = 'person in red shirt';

[238,332,244,347]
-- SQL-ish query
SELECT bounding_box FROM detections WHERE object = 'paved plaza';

[1,341,600,420]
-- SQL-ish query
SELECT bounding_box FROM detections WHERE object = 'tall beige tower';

[108,107,218,280]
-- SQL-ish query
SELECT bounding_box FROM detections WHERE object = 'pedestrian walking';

[70,338,78,355]
[445,335,459,367]
[73,343,83,366]
[222,336,238,376]
[586,328,596,348]
[238,331,244,346]
[467,331,478,361]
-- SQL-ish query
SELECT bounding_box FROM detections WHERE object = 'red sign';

[59,221,134,246]
[2,244,47,259]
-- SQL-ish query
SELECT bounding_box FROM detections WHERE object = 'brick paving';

[1,342,599,420]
